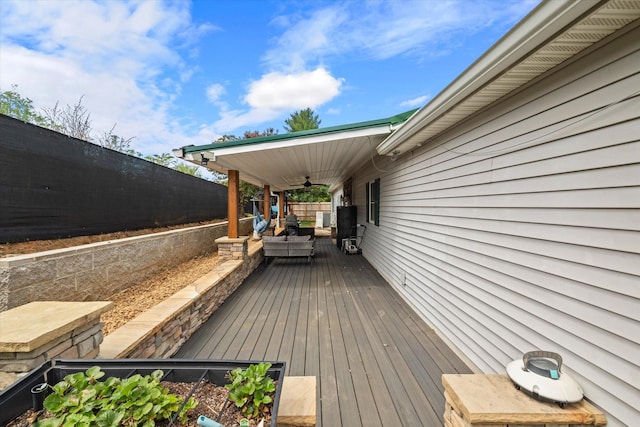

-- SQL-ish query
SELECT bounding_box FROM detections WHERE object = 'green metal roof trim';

[183,108,418,154]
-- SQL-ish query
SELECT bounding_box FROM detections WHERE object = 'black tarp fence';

[0,115,228,243]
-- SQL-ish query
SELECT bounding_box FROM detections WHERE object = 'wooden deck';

[175,238,471,426]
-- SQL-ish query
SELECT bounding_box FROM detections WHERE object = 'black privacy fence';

[0,115,227,243]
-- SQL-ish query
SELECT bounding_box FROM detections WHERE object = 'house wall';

[352,24,639,427]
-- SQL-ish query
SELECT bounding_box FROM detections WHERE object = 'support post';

[263,184,270,223]
[278,192,285,226]
[227,170,239,239]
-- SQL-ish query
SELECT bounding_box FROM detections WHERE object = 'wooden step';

[277,376,316,427]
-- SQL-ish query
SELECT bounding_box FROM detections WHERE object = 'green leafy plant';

[226,363,276,419]
[34,366,197,427]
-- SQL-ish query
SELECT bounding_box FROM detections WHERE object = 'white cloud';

[210,68,343,133]
[216,6,349,132]
[264,0,539,69]
[206,84,226,103]
[263,6,347,72]
[0,0,214,154]
[246,68,342,110]
[400,95,430,108]
[212,108,282,134]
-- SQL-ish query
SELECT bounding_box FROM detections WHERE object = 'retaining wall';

[0,218,253,312]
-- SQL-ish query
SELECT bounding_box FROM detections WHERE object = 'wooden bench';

[442,374,606,427]
[262,235,315,263]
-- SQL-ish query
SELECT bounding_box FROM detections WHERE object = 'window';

[366,178,380,226]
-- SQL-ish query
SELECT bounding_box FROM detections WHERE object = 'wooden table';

[441,374,606,427]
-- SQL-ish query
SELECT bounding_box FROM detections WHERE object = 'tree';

[288,186,330,202]
[284,108,321,132]
[145,153,176,168]
[96,124,137,153]
[0,84,51,126]
[173,162,203,178]
[243,127,278,139]
[215,134,239,142]
[42,96,92,141]
[240,181,261,213]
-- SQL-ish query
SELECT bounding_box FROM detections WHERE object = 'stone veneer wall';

[0,320,104,373]
[0,218,253,312]
[100,243,264,359]
[0,301,112,374]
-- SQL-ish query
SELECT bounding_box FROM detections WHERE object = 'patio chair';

[285,214,299,235]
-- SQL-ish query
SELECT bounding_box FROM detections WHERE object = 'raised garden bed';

[0,359,285,427]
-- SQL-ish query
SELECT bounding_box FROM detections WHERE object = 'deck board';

[175,238,472,426]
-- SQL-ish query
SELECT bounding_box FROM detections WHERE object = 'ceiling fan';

[292,176,325,189]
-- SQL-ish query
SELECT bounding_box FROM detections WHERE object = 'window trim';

[366,178,380,226]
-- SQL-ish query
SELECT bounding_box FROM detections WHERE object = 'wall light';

[391,150,401,161]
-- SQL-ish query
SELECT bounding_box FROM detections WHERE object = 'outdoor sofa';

[262,235,315,263]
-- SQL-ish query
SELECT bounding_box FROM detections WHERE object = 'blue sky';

[0,0,539,157]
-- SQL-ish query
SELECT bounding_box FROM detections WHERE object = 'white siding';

[353,25,640,427]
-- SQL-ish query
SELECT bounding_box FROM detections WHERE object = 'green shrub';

[226,363,276,419]
[34,366,197,427]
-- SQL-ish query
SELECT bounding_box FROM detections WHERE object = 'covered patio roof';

[174,110,417,192]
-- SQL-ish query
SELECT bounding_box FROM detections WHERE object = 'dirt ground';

[100,250,221,335]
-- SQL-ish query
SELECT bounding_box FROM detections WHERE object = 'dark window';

[367,178,380,226]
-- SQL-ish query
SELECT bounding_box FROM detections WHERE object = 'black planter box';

[0,358,286,426]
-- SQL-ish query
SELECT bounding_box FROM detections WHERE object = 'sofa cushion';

[263,235,287,242]
[286,235,311,241]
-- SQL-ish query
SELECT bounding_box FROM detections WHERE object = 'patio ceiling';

[175,110,417,192]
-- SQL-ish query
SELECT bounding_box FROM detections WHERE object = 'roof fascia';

[192,124,393,157]
[182,108,418,155]
[377,0,601,155]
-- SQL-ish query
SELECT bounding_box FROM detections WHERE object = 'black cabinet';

[336,206,357,248]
